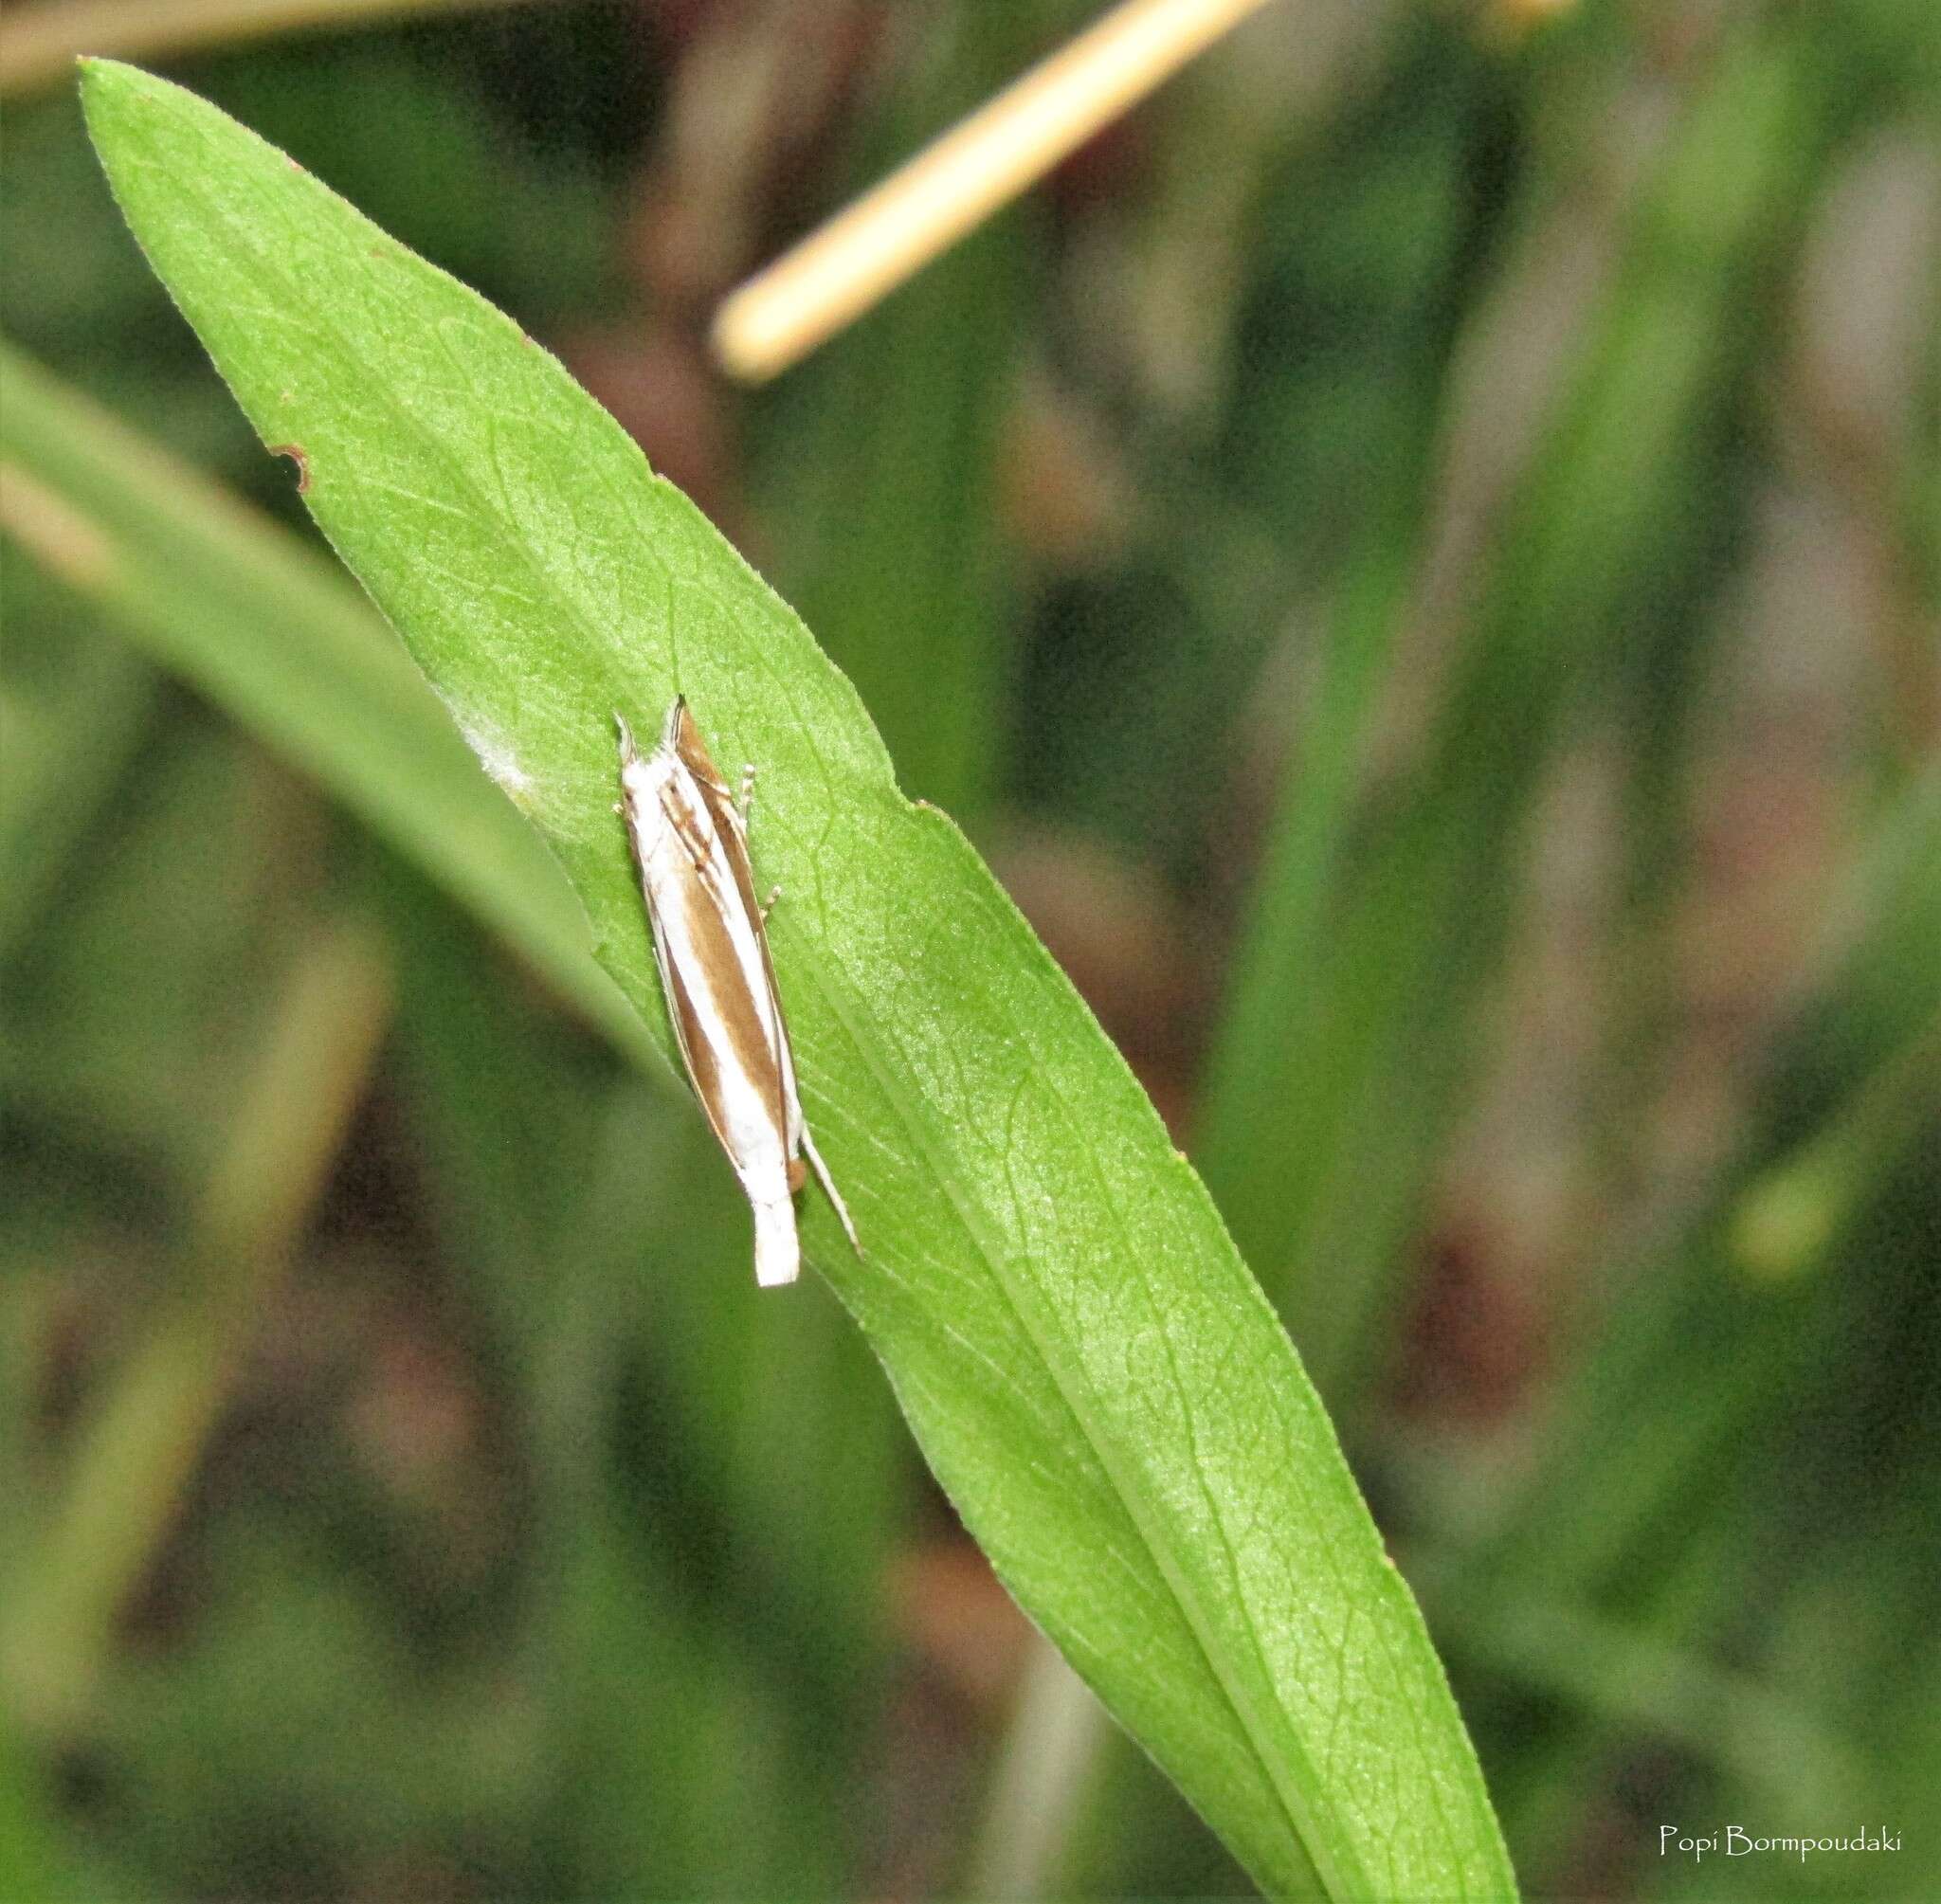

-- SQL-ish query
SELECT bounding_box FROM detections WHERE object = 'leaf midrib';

[798,914,1353,1900]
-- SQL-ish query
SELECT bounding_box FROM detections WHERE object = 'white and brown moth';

[615,698,860,1287]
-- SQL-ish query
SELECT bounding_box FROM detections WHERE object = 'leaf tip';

[75,52,130,94]
[75,54,152,136]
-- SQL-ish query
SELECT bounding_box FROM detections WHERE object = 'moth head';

[614,709,680,831]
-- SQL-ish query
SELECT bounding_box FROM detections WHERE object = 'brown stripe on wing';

[668,705,775,978]
[695,776,768,938]
[664,790,717,876]
[669,716,806,1140]
[745,876,802,1148]
[657,915,735,1156]
[657,787,791,1138]
[668,698,735,803]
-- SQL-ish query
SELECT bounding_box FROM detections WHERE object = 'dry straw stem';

[0,0,557,95]
[712,0,1278,382]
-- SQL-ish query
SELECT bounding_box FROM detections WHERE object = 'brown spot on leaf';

[268,444,311,493]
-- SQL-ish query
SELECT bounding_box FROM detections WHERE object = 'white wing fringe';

[751,1197,802,1288]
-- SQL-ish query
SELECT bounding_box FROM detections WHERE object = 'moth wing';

[665,742,798,1131]
[639,842,743,1166]
[750,898,805,1149]
[750,1194,802,1288]
[669,812,792,1133]
[666,696,735,804]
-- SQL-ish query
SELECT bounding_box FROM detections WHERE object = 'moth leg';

[800,1125,862,1259]
[761,883,782,922]
[737,764,757,825]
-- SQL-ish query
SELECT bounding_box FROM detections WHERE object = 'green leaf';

[80,60,1515,1899]
[0,340,649,1070]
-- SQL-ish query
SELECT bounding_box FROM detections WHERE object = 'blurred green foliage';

[2,1,1937,1899]
[78,51,1511,1895]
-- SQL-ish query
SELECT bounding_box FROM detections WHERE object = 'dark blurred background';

[3,0,1937,1897]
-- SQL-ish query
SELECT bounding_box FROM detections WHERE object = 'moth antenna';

[614,710,637,761]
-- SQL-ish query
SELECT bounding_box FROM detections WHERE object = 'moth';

[615,698,860,1286]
